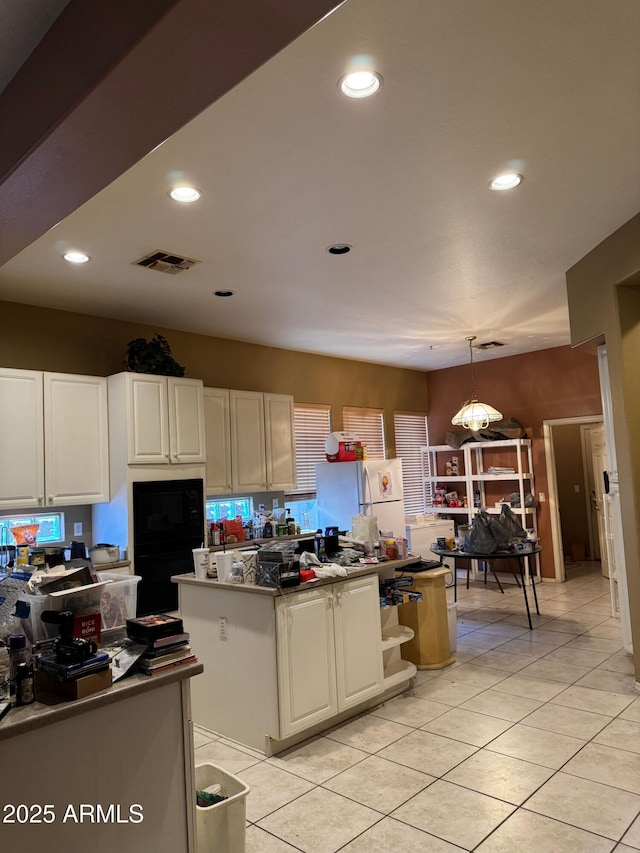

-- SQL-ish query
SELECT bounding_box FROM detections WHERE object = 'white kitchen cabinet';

[264,392,297,491]
[43,372,109,505]
[229,389,266,491]
[223,389,295,493]
[110,372,206,465]
[0,368,109,509]
[276,574,383,739]
[276,586,337,737]
[179,568,398,755]
[203,387,232,494]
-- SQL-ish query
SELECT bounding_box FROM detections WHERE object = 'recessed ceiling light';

[63,251,90,264]
[169,186,202,203]
[489,173,523,191]
[326,244,352,255]
[339,71,382,99]
[213,289,234,297]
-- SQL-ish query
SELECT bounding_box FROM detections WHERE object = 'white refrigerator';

[316,458,405,537]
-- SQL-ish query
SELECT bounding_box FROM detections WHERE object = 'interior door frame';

[543,414,603,583]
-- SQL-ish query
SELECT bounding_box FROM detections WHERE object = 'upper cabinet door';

[203,388,232,494]
[43,373,109,505]
[126,374,170,464]
[168,377,206,464]
[230,390,267,492]
[264,393,296,491]
[0,368,44,509]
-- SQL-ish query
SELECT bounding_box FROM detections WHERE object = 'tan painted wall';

[566,212,640,678]
[0,299,428,460]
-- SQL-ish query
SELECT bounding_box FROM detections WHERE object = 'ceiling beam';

[0,0,342,265]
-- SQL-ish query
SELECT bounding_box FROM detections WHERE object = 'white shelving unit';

[380,606,416,688]
[421,439,540,579]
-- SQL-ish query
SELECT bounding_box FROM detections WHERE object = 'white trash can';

[195,763,250,853]
[447,602,458,654]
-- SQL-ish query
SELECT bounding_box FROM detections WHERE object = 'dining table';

[430,545,542,629]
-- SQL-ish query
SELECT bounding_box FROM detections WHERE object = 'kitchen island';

[174,558,423,755]
[0,661,203,852]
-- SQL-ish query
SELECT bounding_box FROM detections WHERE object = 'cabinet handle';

[48,496,53,505]
[38,496,43,506]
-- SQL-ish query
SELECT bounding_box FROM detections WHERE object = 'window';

[394,412,430,513]
[0,513,65,545]
[284,404,331,532]
[205,498,253,524]
[343,407,385,459]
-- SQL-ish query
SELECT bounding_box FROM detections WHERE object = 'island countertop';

[0,659,203,742]
[172,555,422,595]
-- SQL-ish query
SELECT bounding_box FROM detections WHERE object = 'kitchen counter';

[175,556,423,755]
[172,555,422,595]
[0,660,202,742]
[0,661,202,852]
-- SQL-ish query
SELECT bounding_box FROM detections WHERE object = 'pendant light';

[451,336,503,431]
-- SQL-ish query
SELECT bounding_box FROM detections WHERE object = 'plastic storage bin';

[195,762,250,853]
[95,571,141,633]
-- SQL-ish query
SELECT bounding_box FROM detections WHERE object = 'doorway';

[543,415,603,583]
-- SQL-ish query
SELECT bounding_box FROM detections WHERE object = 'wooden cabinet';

[110,372,206,465]
[204,388,296,494]
[276,574,383,739]
[0,368,109,509]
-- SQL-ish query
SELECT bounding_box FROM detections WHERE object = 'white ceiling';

[1,0,639,371]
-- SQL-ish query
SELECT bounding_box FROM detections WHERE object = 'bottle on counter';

[286,509,296,536]
[314,529,325,562]
[15,660,35,706]
[263,520,273,539]
[8,634,30,697]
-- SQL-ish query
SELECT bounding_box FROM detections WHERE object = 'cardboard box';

[36,666,112,700]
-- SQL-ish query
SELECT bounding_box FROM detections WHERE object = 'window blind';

[342,407,385,460]
[286,404,331,496]
[394,412,430,513]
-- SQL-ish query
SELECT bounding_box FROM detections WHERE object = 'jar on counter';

[15,660,35,706]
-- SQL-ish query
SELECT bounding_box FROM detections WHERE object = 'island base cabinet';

[276,575,383,740]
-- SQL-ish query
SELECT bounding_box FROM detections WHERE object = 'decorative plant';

[125,334,185,376]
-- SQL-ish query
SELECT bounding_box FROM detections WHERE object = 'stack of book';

[36,651,112,698]
[126,614,196,675]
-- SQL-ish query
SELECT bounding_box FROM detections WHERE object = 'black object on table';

[430,546,542,630]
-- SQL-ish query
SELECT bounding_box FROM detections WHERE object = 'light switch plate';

[73,522,83,536]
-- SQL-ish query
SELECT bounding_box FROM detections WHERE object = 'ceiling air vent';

[474,341,507,350]
[133,250,201,275]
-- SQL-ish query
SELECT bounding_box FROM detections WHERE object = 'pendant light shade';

[451,337,503,431]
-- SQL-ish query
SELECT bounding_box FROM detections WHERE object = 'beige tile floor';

[194,561,640,852]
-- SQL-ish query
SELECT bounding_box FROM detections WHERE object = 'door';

[43,373,109,506]
[127,374,170,464]
[203,387,232,494]
[0,368,44,509]
[264,393,296,490]
[276,587,337,738]
[590,424,609,577]
[168,377,206,464]
[333,576,383,710]
[230,390,267,491]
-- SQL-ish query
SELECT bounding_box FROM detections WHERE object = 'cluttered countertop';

[0,658,202,742]
[173,554,423,595]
